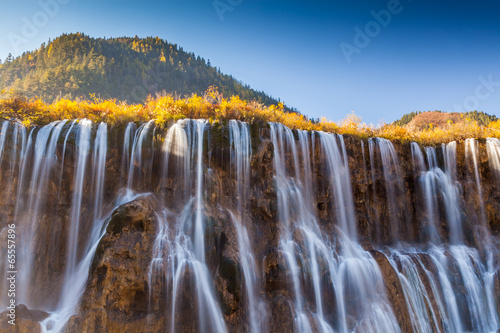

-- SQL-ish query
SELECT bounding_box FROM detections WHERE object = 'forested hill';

[393,110,498,128]
[0,33,283,106]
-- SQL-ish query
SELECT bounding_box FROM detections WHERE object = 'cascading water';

[17,120,68,306]
[269,123,316,332]
[128,120,155,190]
[65,119,92,287]
[0,121,26,307]
[368,138,382,241]
[57,120,76,204]
[487,137,500,182]
[0,119,116,331]
[368,137,409,242]
[384,248,442,333]
[415,144,463,244]
[319,132,401,333]
[0,118,498,333]
[411,142,426,174]
[465,138,487,228]
[383,139,499,333]
[121,122,136,184]
[269,123,400,333]
[40,121,111,332]
[0,121,10,161]
[148,119,227,333]
[228,120,263,333]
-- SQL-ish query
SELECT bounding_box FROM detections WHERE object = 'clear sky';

[1,0,499,124]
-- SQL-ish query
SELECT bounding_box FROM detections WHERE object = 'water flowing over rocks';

[0,118,498,332]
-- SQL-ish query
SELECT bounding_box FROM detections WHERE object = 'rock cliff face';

[0,119,498,332]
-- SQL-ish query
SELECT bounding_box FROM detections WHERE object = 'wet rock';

[370,250,413,333]
[269,295,294,333]
[69,196,160,332]
[0,305,48,333]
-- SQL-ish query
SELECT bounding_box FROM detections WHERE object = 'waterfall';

[40,120,110,332]
[384,248,442,333]
[160,121,190,200]
[269,124,400,333]
[228,120,263,333]
[319,133,400,333]
[0,121,25,307]
[319,133,357,239]
[229,213,261,332]
[169,119,226,333]
[128,120,155,189]
[0,119,498,333]
[57,120,76,204]
[384,246,466,333]
[92,123,108,223]
[416,143,463,244]
[148,119,227,333]
[269,122,315,332]
[369,137,409,241]
[465,138,487,227]
[383,139,499,333]
[487,137,500,182]
[65,119,92,283]
[0,119,115,331]
[385,244,499,332]
[2,122,23,209]
[0,121,9,162]
[411,142,426,174]
[368,138,381,241]
[17,120,67,307]
[122,122,136,184]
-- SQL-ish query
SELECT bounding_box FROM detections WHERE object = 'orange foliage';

[377,119,499,145]
[1,89,499,145]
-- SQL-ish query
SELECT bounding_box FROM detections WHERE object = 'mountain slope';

[0,33,282,106]
[393,110,498,128]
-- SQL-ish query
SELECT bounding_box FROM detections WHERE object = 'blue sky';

[1,0,499,123]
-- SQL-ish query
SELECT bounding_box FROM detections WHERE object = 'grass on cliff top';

[1,88,499,146]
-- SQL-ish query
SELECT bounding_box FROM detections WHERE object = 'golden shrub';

[1,90,498,145]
